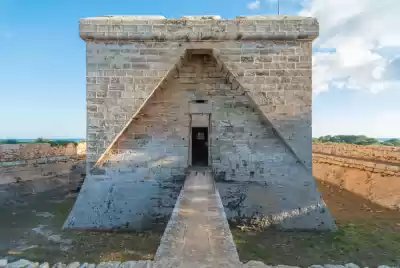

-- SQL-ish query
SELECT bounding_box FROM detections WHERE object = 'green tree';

[313,135,391,146]
[35,137,52,143]
[381,138,400,146]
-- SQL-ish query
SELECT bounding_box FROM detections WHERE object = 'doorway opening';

[191,127,209,166]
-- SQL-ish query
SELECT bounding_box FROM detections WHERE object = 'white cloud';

[247,0,260,10]
[299,0,400,94]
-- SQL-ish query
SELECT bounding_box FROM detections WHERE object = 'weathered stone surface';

[79,15,318,42]
[118,261,137,268]
[52,262,67,268]
[66,51,334,230]
[96,262,121,268]
[66,262,80,268]
[313,153,400,176]
[344,264,360,268]
[313,142,400,164]
[313,143,400,210]
[80,16,318,172]
[0,142,85,162]
[243,260,270,267]
[0,259,7,268]
[3,260,397,268]
[0,142,86,185]
[39,263,50,268]
[154,170,240,265]
[130,260,152,268]
[6,259,39,268]
[0,160,79,185]
[66,14,335,231]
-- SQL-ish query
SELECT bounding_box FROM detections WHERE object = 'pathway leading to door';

[154,168,242,268]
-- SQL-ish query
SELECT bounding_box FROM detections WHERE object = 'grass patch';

[12,247,70,264]
[233,222,400,267]
[13,231,161,263]
[0,187,162,264]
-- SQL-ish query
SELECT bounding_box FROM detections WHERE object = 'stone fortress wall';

[0,142,86,162]
[81,14,318,172]
[64,14,338,231]
[0,142,86,184]
[313,142,400,164]
[312,142,400,210]
[1,141,398,211]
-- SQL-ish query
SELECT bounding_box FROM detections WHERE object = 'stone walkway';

[154,168,242,268]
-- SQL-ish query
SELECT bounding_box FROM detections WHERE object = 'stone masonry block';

[65,14,337,231]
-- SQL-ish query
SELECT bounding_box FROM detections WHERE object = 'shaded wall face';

[104,75,191,174]
[85,42,185,170]
[211,96,322,226]
[226,40,313,170]
[85,40,313,173]
[211,96,304,183]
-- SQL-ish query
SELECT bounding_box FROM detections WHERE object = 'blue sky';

[0,0,399,139]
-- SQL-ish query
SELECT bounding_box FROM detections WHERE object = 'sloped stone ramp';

[153,168,241,267]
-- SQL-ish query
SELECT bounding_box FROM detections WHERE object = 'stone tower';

[64,15,336,231]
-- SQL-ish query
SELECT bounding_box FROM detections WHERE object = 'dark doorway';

[191,127,208,166]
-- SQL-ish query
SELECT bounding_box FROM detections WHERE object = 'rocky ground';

[0,162,163,264]
[1,259,398,268]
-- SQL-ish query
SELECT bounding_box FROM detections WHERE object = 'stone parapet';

[2,259,395,268]
[312,142,400,164]
[79,15,318,41]
[312,142,400,210]
[0,142,86,166]
[312,153,400,176]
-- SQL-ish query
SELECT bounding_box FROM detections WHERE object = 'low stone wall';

[0,142,86,163]
[2,258,396,268]
[313,153,400,176]
[0,142,86,185]
[312,142,400,164]
[312,142,400,210]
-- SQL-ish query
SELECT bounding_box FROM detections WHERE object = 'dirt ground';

[1,176,399,266]
[0,181,163,263]
[232,179,400,267]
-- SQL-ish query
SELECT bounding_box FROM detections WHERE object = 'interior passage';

[191,127,209,167]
